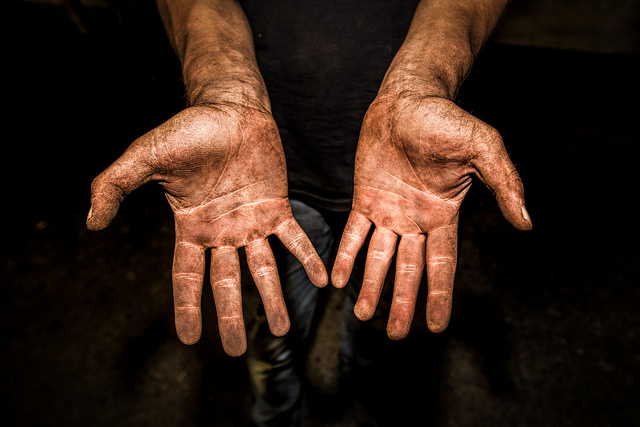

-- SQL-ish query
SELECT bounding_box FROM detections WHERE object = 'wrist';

[379,41,473,101]
[171,1,271,111]
[185,70,271,113]
[378,0,506,100]
[378,68,458,101]
[182,45,271,111]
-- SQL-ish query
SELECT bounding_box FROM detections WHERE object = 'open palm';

[332,95,531,339]
[88,104,327,356]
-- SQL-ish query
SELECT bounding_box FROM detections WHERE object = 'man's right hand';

[87,103,328,356]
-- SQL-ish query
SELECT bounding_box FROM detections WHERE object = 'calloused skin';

[87,0,333,357]
[330,0,531,340]
[332,93,531,340]
[88,0,531,356]
[87,103,327,356]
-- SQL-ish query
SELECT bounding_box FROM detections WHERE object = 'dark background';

[2,0,639,426]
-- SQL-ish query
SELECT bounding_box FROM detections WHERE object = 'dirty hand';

[332,94,531,339]
[87,104,328,356]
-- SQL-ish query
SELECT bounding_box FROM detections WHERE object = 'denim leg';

[245,200,333,427]
[338,266,381,381]
[337,236,390,384]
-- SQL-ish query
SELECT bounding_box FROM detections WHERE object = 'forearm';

[156,0,269,109]
[381,0,508,99]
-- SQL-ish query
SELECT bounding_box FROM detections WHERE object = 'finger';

[275,218,328,288]
[172,241,206,345]
[331,211,372,288]
[472,132,532,231]
[245,239,290,337]
[425,223,458,333]
[387,234,426,340]
[354,227,397,321]
[87,139,155,231]
[210,247,246,357]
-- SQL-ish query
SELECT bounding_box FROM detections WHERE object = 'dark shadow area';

[2,1,639,426]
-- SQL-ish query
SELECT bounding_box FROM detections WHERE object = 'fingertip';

[175,306,203,345]
[353,301,375,322]
[331,252,358,289]
[217,314,247,356]
[426,294,452,334]
[86,203,117,231]
[87,182,124,231]
[222,334,247,357]
[315,275,329,289]
[176,325,202,346]
[178,334,201,346]
[330,264,349,289]
[386,323,410,341]
[496,189,532,231]
[86,217,101,232]
[308,259,329,288]
[225,343,247,358]
[520,205,533,231]
[270,315,291,337]
[505,202,533,231]
[427,318,450,334]
[265,301,291,337]
[331,277,347,289]
[354,310,369,322]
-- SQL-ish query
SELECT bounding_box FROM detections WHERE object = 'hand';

[332,94,531,339]
[87,104,328,356]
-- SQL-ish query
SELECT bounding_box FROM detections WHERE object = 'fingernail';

[86,205,93,221]
[521,205,532,228]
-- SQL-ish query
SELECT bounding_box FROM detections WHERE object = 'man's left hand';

[332,93,531,339]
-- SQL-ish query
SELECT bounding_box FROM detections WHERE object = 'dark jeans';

[243,200,374,427]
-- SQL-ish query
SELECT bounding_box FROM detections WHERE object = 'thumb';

[87,141,155,231]
[472,135,532,231]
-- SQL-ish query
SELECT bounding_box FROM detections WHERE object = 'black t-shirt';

[240,0,419,211]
